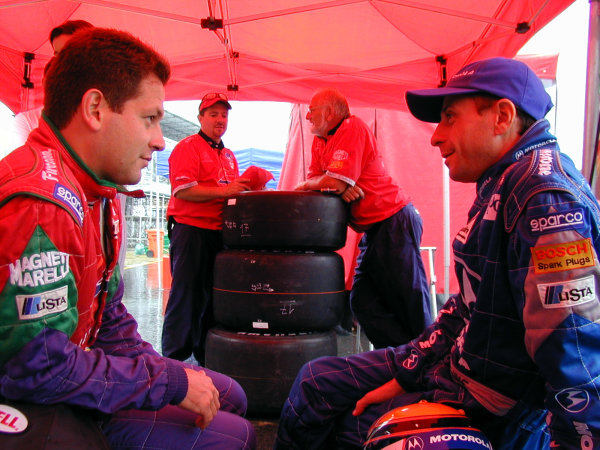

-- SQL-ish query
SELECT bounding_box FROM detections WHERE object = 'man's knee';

[220,376,248,415]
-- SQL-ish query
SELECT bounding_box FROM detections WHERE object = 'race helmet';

[363,401,493,450]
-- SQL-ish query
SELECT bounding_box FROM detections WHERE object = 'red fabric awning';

[0,0,571,113]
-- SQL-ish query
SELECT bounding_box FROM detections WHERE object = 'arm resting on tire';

[174,178,251,202]
[295,174,364,202]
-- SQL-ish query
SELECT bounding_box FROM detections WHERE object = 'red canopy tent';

[0,0,580,298]
[0,0,573,114]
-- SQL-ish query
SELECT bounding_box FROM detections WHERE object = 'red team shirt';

[309,115,410,230]
[166,134,239,230]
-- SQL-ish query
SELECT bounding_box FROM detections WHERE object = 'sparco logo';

[54,183,84,224]
[530,209,584,234]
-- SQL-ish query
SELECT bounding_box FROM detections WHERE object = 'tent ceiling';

[0,0,573,113]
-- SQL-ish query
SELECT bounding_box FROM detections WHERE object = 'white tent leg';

[584,0,600,186]
[443,162,451,300]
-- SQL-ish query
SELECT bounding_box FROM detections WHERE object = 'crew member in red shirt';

[163,93,250,364]
[295,88,432,347]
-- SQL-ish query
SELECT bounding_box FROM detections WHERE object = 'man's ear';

[80,88,106,131]
[323,105,335,122]
[494,98,517,135]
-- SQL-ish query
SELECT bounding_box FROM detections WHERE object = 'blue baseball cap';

[406,57,553,123]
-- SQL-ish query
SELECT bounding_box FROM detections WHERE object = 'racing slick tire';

[222,190,348,251]
[205,326,337,415]
[213,249,345,332]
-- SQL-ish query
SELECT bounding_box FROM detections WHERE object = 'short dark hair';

[48,20,94,43]
[44,28,171,129]
[470,93,537,135]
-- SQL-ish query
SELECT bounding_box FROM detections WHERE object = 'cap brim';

[199,98,232,112]
[406,87,480,123]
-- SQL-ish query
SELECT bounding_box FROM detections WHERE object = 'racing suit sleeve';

[391,294,466,391]
[0,197,188,413]
[512,190,600,448]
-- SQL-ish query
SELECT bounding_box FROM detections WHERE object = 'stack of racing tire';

[205,190,348,415]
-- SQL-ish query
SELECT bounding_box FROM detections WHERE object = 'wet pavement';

[121,256,372,450]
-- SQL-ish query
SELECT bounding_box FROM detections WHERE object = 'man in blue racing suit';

[274,57,600,449]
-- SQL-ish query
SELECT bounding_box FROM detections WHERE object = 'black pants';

[161,222,222,364]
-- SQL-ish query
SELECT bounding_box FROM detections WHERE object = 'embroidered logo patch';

[455,215,476,244]
[331,150,348,161]
[41,149,59,182]
[0,404,28,434]
[53,184,83,225]
[531,238,595,274]
[537,276,596,308]
[537,149,554,176]
[555,388,590,413]
[16,285,68,320]
[530,208,585,235]
[482,194,501,221]
[9,251,70,288]
[328,149,348,170]
[402,349,419,370]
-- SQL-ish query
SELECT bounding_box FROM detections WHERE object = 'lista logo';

[537,276,596,309]
[16,286,68,320]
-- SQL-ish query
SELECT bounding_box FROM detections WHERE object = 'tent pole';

[584,0,600,186]
[443,162,450,299]
[155,160,163,291]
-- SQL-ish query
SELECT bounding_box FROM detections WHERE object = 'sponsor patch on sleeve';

[531,238,595,274]
[529,208,585,235]
[15,285,69,320]
[53,183,83,225]
[327,149,348,170]
[537,276,596,309]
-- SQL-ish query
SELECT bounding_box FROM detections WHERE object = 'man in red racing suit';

[0,28,255,449]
